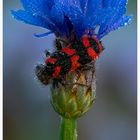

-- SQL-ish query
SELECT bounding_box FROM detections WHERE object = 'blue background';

[4,1,137,140]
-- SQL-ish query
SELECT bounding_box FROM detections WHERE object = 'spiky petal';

[11,0,132,39]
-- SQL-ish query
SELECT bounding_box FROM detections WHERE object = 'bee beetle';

[35,36,104,87]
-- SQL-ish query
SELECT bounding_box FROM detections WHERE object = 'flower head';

[11,0,132,39]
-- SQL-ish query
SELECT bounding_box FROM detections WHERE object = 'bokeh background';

[4,1,137,140]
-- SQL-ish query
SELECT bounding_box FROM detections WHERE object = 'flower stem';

[59,117,77,140]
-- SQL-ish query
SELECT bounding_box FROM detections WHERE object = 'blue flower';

[11,0,132,39]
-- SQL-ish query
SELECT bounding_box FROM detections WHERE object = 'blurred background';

[3,1,137,140]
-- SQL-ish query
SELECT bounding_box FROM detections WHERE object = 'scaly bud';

[51,65,96,119]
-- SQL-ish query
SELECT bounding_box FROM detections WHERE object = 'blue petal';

[103,0,128,14]
[56,0,81,8]
[21,0,54,15]
[12,0,131,39]
[11,10,59,33]
[34,31,53,38]
[49,4,66,35]
[11,10,47,27]
[98,15,132,39]
[64,7,85,37]
[87,8,112,29]
[80,0,89,14]
[80,0,102,16]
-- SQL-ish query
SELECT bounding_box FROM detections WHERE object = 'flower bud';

[51,66,96,119]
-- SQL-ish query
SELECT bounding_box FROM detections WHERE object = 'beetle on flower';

[12,0,132,140]
[12,0,131,84]
[11,0,132,86]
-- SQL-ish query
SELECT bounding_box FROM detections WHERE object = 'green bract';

[51,68,96,119]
